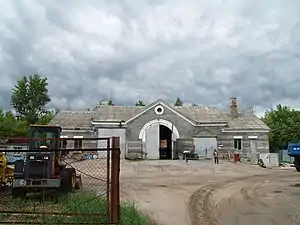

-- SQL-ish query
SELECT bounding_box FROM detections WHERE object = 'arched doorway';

[138,119,180,159]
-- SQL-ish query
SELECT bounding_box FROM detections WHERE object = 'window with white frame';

[74,136,83,149]
[233,138,242,150]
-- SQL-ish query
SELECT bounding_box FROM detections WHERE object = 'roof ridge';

[60,110,94,114]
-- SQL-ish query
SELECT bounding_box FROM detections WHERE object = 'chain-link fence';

[278,149,294,164]
[0,136,120,224]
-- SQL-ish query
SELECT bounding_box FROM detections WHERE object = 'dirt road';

[74,159,299,225]
[119,160,300,225]
[203,171,300,225]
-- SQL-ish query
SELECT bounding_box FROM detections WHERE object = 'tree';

[38,110,57,124]
[97,100,105,105]
[135,100,146,106]
[0,109,29,137]
[107,100,114,106]
[11,74,51,125]
[174,97,183,106]
[262,104,300,152]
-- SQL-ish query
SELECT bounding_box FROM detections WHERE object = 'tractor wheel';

[11,188,26,199]
[66,168,76,190]
[75,175,82,189]
[59,168,76,193]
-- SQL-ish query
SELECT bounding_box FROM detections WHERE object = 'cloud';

[1,0,300,115]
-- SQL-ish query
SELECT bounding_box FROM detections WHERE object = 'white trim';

[248,136,258,139]
[233,136,243,139]
[92,122,126,125]
[62,129,94,132]
[155,105,164,115]
[222,129,269,133]
[60,135,68,138]
[196,123,227,127]
[73,136,83,138]
[126,101,195,126]
[138,119,180,141]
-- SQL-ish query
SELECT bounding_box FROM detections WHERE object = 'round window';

[155,105,164,115]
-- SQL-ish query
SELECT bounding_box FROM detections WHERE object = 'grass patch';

[0,192,151,225]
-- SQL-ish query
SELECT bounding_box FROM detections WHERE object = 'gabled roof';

[50,111,94,129]
[50,99,269,131]
[125,99,197,126]
[93,106,144,122]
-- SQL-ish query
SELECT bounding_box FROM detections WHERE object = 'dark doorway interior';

[159,125,172,159]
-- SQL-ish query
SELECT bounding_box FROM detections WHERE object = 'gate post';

[110,136,120,224]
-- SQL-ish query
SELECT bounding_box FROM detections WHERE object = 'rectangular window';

[60,136,68,149]
[60,140,67,149]
[74,139,82,149]
[234,139,242,150]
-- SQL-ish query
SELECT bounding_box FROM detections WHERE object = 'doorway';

[159,125,172,159]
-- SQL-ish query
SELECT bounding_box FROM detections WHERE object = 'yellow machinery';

[0,152,14,187]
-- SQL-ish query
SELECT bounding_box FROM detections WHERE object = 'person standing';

[213,149,219,164]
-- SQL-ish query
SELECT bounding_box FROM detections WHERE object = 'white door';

[249,139,258,154]
[194,138,217,158]
[97,128,126,159]
[145,124,159,159]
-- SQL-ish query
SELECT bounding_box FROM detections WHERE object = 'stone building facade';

[50,98,270,160]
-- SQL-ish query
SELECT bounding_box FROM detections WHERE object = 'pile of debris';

[70,151,100,161]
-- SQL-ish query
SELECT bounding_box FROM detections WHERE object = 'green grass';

[0,192,151,225]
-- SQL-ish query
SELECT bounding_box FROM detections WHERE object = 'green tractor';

[11,125,82,198]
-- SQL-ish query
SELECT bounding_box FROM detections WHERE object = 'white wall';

[260,153,279,167]
[97,128,126,159]
[194,137,217,158]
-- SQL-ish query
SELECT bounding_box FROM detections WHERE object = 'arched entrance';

[138,119,180,159]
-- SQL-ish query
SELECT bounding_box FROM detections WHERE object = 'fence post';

[110,136,120,224]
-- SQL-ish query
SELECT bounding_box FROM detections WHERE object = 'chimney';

[230,97,238,118]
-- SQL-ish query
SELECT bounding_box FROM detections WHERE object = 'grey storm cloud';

[1,0,300,115]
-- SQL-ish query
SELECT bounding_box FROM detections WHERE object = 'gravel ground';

[72,159,300,225]
[119,160,299,225]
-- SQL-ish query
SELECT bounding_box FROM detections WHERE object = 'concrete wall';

[192,126,223,137]
[126,105,194,141]
[217,131,269,155]
[61,130,96,149]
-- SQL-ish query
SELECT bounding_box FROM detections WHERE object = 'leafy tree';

[38,110,57,124]
[262,104,300,152]
[135,100,146,106]
[0,109,29,137]
[174,97,183,106]
[11,74,51,125]
[97,101,105,105]
[107,100,114,106]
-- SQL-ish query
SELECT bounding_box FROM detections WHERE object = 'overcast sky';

[1,0,300,116]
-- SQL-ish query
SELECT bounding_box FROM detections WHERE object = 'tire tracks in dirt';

[188,174,270,225]
[189,171,297,225]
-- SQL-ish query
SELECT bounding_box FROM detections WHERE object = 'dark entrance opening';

[159,125,172,159]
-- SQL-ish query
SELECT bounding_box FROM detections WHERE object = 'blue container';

[287,143,300,157]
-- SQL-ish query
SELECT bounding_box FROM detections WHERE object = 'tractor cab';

[29,125,61,150]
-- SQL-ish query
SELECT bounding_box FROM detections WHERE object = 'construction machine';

[0,152,14,187]
[287,142,300,172]
[11,125,82,198]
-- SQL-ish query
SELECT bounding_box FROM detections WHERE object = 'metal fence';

[278,149,294,164]
[0,137,120,224]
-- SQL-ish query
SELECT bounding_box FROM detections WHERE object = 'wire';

[62,156,110,184]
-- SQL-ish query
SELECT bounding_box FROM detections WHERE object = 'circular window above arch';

[155,105,164,115]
